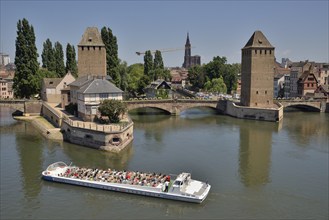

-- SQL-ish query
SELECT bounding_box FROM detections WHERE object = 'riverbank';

[14,115,63,141]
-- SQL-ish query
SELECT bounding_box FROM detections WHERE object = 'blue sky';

[1,0,328,67]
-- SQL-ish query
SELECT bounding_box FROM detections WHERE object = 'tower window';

[265,50,267,55]
[93,46,95,50]
[265,90,267,94]
[88,47,90,50]
[82,47,84,51]
[99,46,101,50]
[255,50,257,54]
[270,50,272,54]
[256,91,259,94]
[260,50,262,54]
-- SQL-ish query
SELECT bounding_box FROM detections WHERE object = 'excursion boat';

[42,161,211,203]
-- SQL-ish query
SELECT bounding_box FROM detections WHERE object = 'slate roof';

[145,79,171,89]
[68,75,93,87]
[243,30,274,49]
[78,27,105,47]
[43,78,62,88]
[77,78,123,94]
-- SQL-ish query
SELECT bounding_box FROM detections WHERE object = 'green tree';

[116,59,128,92]
[204,56,227,80]
[98,99,127,123]
[54,41,65,77]
[204,56,239,94]
[101,27,119,85]
[204,77,227,94]
[41,38,55,71]
[188,65,205,90]
[127,63,144,97]
[137,75,151,95]
[154,50,164,69]
[144,50,153,78]
[66,43,78,77]
[13,18,39,98]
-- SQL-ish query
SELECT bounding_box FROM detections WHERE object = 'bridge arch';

[126,102,173,114]
[127,106,172,115]
[179,105,219,114]
[283,103,321,112]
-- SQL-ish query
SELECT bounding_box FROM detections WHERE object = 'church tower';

[241,30,275,107]
[182,32,191,68]
[77,27,106,77]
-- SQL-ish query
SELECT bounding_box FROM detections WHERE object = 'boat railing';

[46,161,68,171]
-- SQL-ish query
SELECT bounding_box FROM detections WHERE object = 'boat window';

[174,181,181,186]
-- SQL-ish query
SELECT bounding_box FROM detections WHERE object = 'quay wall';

[217,100,283,122]
[41,102,62,127]
[61,118,134,153]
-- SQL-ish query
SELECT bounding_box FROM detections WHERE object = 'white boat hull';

[41,162,211,203]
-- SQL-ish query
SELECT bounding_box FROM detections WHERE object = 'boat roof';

[175,173,191,182]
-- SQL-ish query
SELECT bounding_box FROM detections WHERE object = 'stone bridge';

[125,99,220,115]
[278,99,328,112]
[0,100,43,115]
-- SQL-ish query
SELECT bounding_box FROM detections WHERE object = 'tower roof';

[78,27,105,47]
[243,30,274,49]
[185,32,191,46]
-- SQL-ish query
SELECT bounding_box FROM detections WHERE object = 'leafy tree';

[154,50,164,69]
[143,50,153,78]
[66,43,78,77]
[223,64,238,93]
[188,65,205,90]
[203,56,239,94]
[127,63,144,97]
[204,77,227,94]
[13,18,39,98]
[98,99,127,123]
[204,56,227,80]
[137,75,151,95]
[156,89,169,99]
[54,41,65,77]
[116,59,128,92]
[41,38,55,71]
[101,27,119,84]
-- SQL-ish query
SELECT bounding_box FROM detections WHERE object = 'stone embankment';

[14,116,63,141]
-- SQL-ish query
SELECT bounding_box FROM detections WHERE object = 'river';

[0,107,328,219]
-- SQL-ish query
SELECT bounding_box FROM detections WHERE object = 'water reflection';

[238,121,281,187]
[61,142,134,171]
[15,123,44,200]
[284,112,329,149]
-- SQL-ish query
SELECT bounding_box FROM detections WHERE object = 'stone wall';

[24,101,42,116]
[61,120,134,153]
[41,103,62,127]
[217,100,283,122]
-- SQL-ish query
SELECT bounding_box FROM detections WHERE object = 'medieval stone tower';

[182,33,200,69]
[241,30,275,107]
[78,27,106,77]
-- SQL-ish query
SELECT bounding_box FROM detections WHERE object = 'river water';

[0,107,328,219]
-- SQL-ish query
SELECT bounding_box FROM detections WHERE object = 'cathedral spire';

[185,32,191,46]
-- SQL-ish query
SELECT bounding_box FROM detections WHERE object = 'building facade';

[77,27,107,77]
[297,71,318,96]
[182,33,201,69]
[76,78,123,121]
[41,72,75,103]
[240,30,275,107]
